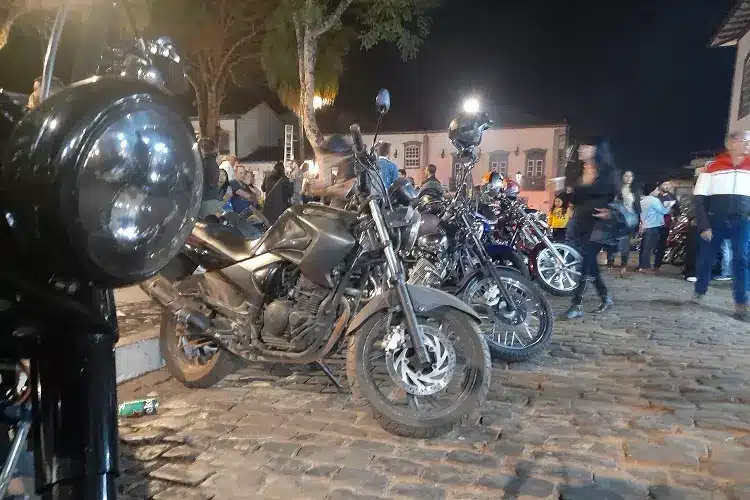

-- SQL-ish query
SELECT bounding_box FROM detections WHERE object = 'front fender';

[346,283,481,335]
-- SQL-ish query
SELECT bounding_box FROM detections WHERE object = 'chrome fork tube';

[369,200,430,367]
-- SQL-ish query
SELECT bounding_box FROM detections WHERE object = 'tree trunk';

[204,87,219,144]
[299,29,326,178]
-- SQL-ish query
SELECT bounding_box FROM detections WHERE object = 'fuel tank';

[253,204,358,287]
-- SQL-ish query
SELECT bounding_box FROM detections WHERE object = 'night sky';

[0,0,739,183]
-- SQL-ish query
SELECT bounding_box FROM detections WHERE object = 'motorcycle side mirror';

[375,89,390,115]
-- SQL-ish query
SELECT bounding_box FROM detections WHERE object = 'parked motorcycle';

[487,188,583,296]
[0,2,201,497]
[143,90,491,438]
[401,116,553,362]
[664,212,689,267]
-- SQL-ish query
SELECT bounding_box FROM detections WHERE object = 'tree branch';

[310,0,353,38]
[216,27,258,77]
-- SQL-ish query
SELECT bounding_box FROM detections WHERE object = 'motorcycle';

[142,90,491,438]
[488,189,583,296]
[401,113,554,362]
[0,1,202,497]
[664,212,689,267]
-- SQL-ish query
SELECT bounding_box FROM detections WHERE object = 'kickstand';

[315,361,344,391]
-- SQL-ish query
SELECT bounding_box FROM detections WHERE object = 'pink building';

[359,123,568,210]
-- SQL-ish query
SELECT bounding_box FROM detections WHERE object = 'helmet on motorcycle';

[485,171,505,197]
[504,179,520,199]
[389,176,419,206]
[448,111,493,150]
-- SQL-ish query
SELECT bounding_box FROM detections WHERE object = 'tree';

[143,0,273,141]
[262,0,438,160]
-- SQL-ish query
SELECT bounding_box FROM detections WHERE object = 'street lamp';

[463,97,480,113]
[313,95,324,110]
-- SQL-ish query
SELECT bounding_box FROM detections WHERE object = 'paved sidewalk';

[117,268,750,499]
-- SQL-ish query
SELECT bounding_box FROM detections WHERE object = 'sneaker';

[690,293,704,305]
[593,296,614,314]
[715,275,732,282]
[734,304,749,322]
[562,305,584,320]
[686,276,697,283]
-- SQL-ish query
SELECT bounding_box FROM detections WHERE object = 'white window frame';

[526,160,535,177]
[404,144,421,168]
[498,160,508,176]
[535,159,544,177]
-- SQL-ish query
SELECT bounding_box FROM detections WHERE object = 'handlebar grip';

[350,124,365,154]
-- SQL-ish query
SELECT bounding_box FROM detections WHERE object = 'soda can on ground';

[118,398,159,418]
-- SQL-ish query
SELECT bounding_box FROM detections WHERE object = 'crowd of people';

[550,132,749,323]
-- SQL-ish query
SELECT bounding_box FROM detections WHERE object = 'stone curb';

[116,327,163,383]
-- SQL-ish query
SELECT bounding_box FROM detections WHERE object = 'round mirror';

[375,89,391,115]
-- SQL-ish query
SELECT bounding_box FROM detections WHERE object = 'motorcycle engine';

[260,276,329,351]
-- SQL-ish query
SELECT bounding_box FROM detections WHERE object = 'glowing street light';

[313,95,325,110]
[463,97,480,113]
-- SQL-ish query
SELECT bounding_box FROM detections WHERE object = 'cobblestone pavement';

[117,267,750,500]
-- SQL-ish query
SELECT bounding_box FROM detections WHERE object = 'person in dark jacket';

[606,171,641,276]
[420,164,446,198]
[198,137,222,217]
[262,161,295,224]
[562,138,620,319]
[692,130,750,322]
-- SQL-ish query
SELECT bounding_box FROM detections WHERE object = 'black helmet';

[388,177,418,206]
[448,111,493,150]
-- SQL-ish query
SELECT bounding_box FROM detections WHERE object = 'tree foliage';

[261,0,438,160]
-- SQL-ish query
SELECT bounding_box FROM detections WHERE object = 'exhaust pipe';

[140,275,213,335]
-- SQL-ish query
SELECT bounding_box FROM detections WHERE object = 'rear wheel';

[462,267,553,362]
[346,309,490,438]
[160,278,239,388]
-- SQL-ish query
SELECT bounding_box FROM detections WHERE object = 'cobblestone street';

[116,268,750,500]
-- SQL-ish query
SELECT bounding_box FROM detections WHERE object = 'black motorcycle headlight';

[0,77,202,287]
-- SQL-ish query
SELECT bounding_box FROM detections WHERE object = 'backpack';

[609,201,639,238]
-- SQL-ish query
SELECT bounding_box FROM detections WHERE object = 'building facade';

[359,124,567,210]
[712,0,750,132]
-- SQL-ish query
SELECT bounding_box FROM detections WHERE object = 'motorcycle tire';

[160,278,241,389]
[346,309,490,438]
[492,252,531,280]
[669,244,686,267]
[533,243,582,297]
[462,267,554,362]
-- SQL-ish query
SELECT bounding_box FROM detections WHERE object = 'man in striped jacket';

[692,130,750,322]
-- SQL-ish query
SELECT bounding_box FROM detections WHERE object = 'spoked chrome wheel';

[535,243,582,296]
[346,309,490,438]
[462,266,554,362]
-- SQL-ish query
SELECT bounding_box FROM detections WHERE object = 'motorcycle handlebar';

[350,124,365,155]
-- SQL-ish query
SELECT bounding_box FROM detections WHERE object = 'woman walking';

[562,138,620,319]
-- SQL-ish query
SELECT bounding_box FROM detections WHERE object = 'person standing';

[219,155,238,182]
[607,171,639,275]
[636,191,673,272]
[262,161,295,224]
[420,164,446,198]
[653,181,679,271]
[198,137,222,217]
[228,165,259,214]
[377,143,398,189]
[692,130,750,322]
[548,197,570,242]
[562,139,620,319]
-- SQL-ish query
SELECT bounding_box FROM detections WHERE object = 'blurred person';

[548,196,570,242]
[27,76,64,110]
[219,155,237,182]
[218,167,231,200]
[420,164,445,198]
[377,142,398,189]
[228,165,259,214]
[262,161,294,224]
[198,137,222,217]
[607,171,640,275]
[398,168,407,178]
[693,130,750,322]
[562,138,620,319]
[715,239,733,281]
[683,169,702,282]
[636,189,673,272]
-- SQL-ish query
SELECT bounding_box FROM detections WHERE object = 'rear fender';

[346,283,481,335]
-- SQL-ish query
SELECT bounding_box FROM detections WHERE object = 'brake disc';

[385,325,456,396]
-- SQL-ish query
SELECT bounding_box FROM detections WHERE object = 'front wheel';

[462,267,554,362]
[534,243,582,296]
[346,309,490,438]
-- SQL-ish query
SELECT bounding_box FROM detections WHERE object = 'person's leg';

[730,217,749,317]
[606,244,616,266]
[684,224,698,280]
[620,236,631,269]
[639,228,656,270]
[718,239,733,280]
[565,241,595,318]
[655,225,669,269]
[695,225,721,298]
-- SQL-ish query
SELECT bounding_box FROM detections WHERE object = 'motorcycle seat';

[192,221,261,262]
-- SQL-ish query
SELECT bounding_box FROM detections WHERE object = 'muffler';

[139,275,213,336]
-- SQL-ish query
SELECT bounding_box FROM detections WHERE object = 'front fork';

[368,200,431,369]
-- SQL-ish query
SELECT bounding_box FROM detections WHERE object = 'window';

[526,160,535,177]
[535,159,544,177]
[488,151,510,178]
[741,52,750,119]
[404,144,421,168]
[498,161,508,176]
[523,149,547,191]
